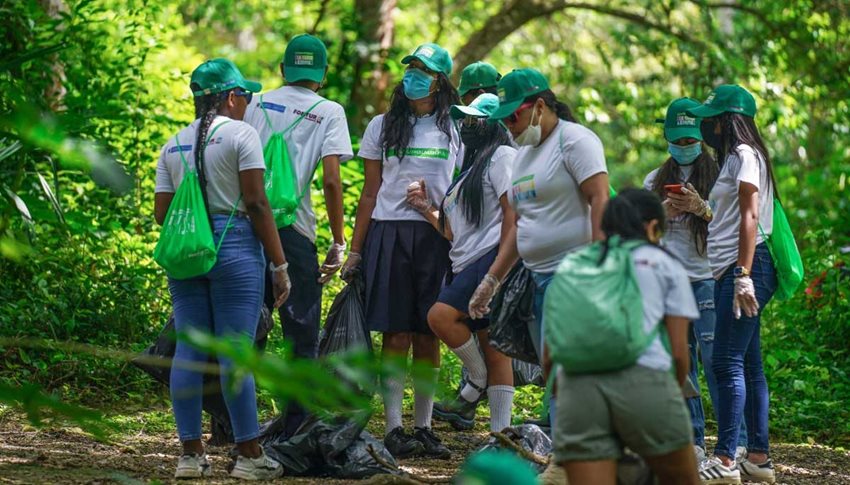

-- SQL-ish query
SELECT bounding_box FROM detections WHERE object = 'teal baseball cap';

[282,34,328,84]
[458,62,501,96]
[488,68,550,121]
[451,93,500,120]
[401,43,453,76]
[687,84,757,118]
[660,97,703,142]
[190,58,262,97]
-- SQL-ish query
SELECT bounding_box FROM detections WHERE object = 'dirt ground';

[0,411,848,484]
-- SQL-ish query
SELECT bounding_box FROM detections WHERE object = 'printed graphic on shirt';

[386,147,450,159]
[259,101,287,113]
[443,186,460,214]
[511,174,537,202]
[291,107,325,125]
[168,144,192,153]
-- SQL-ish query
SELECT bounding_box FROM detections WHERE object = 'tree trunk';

[348,0,397,133]
[39,0,68,112]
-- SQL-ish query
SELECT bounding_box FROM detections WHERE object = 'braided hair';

[190,83,230,218]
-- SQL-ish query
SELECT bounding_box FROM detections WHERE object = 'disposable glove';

[406,179,433,213]
[468,274,501,319]
[318,242,347,284]
[733,275,759,319]
[668,182,711,219]
[270,262,291,308]
[340,251,362,282]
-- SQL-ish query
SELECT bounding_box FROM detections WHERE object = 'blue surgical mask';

[403,68,435,100]
[668,141,702,165]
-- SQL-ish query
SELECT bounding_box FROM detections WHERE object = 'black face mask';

[700,119,722,150]
[460,122,490,148]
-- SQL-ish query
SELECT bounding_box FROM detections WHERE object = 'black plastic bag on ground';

[319,275,371,356]
[478,424,552,473]
[131,306,274,445]
[488,263,539,363]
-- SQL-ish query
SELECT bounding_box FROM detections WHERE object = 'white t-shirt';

[243,85,353,242]
[443,145,516,273]
[155,116,265,213]
[643,166,713,282]
[707,144,774,278]
[510,120,607,273]
[358,113,462,222]
[632,245,701,371]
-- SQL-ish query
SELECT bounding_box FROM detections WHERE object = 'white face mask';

[514,104,542,147]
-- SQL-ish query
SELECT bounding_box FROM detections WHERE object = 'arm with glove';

[406,178,453,240]
[667,182,713,221]
[468,194,520,319]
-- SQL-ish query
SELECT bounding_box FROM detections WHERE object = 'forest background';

[1,0,849,447]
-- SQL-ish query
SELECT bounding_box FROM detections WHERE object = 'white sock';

[383,374,404,434]
[414,368,440,429]
[451,337,487,402]
[488,385,515,432]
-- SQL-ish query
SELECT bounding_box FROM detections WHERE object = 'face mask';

[460,121,490,148]
[514,105,542,147]
[700,120,722,150]
[403,68,435,100]
[668,141,702,165]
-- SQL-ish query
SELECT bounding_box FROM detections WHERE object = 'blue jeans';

[169,216,265,443]
[712,243,776,458]
[687,279,748,449]
[530,271,555,428]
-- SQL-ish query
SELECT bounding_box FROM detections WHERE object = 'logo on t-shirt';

[260,101,287,113]
[291,107,324,125]
[386,147,449,159]
[511,175,537,202]
[168,144,192,153]
[294,52,314,66]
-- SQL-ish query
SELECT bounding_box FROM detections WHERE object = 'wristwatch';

[733,266,750,278]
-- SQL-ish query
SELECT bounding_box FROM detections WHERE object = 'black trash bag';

[318,275,372,356]
[478,424,552,473]
[261,414,396,479]
[131,306,274,445]
[458,358,543,390]
[488,263,539,363]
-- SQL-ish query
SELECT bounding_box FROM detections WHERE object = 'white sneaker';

[175,453,212,479]
[735,446,748,464]
[739,458,776,484]
[694,445,708,464]
[699,456,742,485]
[230,450,284,480]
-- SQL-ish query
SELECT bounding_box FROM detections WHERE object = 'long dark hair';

[382,73,460,161]
[715,112,779,200]
[599,188,667,264]
[439,123,511,230]
[524,89,577,123]
[190,83,230,218]
[650,150,719,255]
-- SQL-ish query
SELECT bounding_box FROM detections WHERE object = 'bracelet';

[269,261,289,273]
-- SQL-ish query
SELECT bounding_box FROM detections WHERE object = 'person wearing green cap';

[688,85,778,485]
[458,61,501,106]
[154,58,286,480]
[405,93,518,434]
[339,42,460,460]
[242,34,353,433]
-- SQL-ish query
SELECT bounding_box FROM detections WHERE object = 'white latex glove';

[406,179,433,213]
[270,262,291,308]
[668,182,711,219]
[319,242,347,284]
[662,198,684,220]
[733,276,759,319]
[340,251,362,282]
[468,274,501,320]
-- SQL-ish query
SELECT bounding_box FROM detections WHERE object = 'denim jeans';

[530,270,555,428]
[712,243,776,458]
[169,215,265,443]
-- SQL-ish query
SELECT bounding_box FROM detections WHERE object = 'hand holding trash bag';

[468,274,500,319]
[319,242,347,284]
[340,252,362,282]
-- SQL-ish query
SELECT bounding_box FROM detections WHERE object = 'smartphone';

[665,184,684,194]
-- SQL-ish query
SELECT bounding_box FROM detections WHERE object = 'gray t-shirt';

[708,144,774,278]
[510,120,608,273]
[155,116,266,213]
[632,245,701,371]
[358,113,462,222]
[643,166,713,282]
[243,86,354,242]
[443,145,516,273]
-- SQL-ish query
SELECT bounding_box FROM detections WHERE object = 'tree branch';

[310,0,332,34]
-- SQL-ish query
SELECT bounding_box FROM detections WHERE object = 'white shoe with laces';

[174,453,212,479]
[739,457,776,484]
[699,456,741,485]
[230,450,284,480]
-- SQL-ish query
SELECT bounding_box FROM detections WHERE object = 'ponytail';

[528,89,577,123]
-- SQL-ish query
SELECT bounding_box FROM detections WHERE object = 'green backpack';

[153,121,239,280]
[544,237,660,374]
[760,198,804,301]
[259,96,324,228]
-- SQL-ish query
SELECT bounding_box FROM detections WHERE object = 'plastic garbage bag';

[319,275,372,356]
[478,424,552,473]
[131,306,274,444]
[459,358,543,390]
[488,263,539,363]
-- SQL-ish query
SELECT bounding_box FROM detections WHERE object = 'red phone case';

[665,184,684,194]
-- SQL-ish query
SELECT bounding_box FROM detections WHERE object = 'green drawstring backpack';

[154,121,240,280]
[259,96,325,228]
[760,198,804,301]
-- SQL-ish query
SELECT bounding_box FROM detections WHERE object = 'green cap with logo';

[458,62,501,96]
[451,93,500,120]
[282,34,328,84]
[686,84,757,118]
[191,58,262,97]
[488,68,550,121]
[401,43,453,76]
[660,97,703,142]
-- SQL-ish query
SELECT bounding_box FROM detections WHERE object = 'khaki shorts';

[554,364,693,463]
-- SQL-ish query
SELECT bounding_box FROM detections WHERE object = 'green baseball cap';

[458,62,501,96]
[488,68,550,121]
[451,93,500,120]
[687,84,757,118]
[282,34,328,84]
[401,43,453,76]
[190,58,262,97]
[660,97,703,142]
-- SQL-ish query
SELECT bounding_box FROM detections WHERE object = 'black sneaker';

[413,427,451,459]
[384,427,425,459]
[432,395,479,430]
